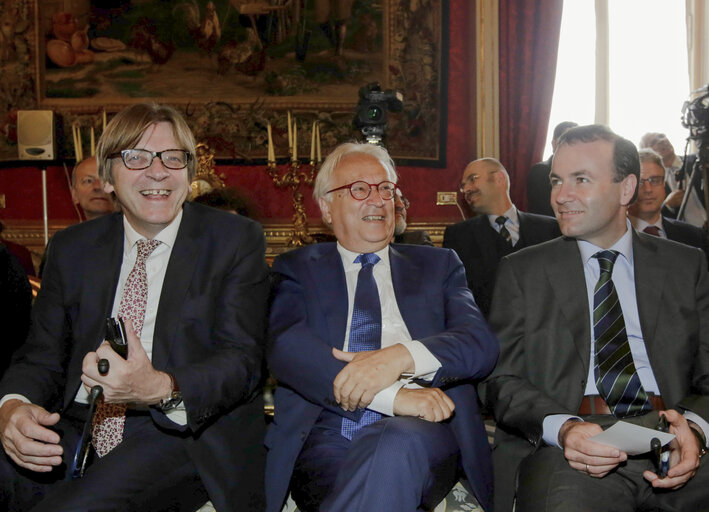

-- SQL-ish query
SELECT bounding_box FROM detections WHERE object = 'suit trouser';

[515,413,709,512]
[291,415,460,512]
[0,404,208,512]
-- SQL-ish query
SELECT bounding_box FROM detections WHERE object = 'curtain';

[498,0,563,209]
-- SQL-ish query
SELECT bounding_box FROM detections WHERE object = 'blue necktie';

[341,253,383,440]
[593,250,652,417]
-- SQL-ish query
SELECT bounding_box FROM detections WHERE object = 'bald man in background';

[71,156,116,221]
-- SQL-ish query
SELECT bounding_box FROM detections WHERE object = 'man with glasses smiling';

[266,142,499,512]
[0,103,269,511]
[628,149,708,265]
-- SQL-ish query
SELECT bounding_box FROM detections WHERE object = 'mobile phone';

[105,317,127,359]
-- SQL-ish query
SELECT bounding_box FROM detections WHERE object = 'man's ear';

[103,181,115,194]
[318,197,332,225]
[70,187,79,205]
[620,174,637,206]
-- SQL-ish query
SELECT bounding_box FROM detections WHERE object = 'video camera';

[354,82,403,145]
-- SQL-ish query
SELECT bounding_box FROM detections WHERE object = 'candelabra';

[265,116,322,247]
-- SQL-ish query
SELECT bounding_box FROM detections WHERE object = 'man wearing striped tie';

[266,142,499,512]
[484,124,709,512]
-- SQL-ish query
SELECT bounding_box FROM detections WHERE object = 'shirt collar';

[337,242,391,272]
[123,208,183,256]
[629,216,662,233]
[577,219,633,266]
[487,205,519,227]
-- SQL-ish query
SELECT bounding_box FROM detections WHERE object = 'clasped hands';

[559,409,702,490]
[332,344,454,422]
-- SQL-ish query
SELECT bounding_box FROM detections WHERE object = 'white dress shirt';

[487,205,521,246]
[542,222,708,447]
[337,243,442,416]
[1,211,187,426]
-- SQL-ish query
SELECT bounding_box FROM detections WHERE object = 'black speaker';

[17,110,56,160]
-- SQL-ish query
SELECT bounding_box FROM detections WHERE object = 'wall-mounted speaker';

[17,110,56,160]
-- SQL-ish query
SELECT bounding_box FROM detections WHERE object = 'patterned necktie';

[592,250,652,418]
[341,253,383,440]
[92,239,161,457]
[495,216,512,245]
[643,225,661,237]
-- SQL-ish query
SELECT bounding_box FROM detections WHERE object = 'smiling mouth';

[362,215,385,221]
[141,190,171,197]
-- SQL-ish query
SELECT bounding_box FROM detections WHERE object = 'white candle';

[316,122,322,163]
[267,123,274,161]
[102,109,107,131]
[292,121,297,161]
[287,111,292,150]
[310,121,316,162]
[90,127,95,156]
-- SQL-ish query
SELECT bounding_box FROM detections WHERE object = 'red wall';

[0,1,474,227]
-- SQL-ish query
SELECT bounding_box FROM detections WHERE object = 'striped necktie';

[495,216,512,245]
[341,253,383,440]
[592,250,652,418]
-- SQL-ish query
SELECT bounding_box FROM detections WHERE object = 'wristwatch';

[156,373,183,412]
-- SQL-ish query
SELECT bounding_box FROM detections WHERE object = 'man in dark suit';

[484,125,709,512]
[443,158,561,317]
[266,142,499,512]
[0,242,31,378]
[629,148,708,265]
[527,121,578,216]
[0,103,269,511]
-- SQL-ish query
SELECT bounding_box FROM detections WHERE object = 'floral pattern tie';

[92,239,161,457]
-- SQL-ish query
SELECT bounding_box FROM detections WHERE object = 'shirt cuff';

[542,414,582,448]
[0,394,31,409]
[398,340,442,379]
[685,411,709,448]
[367,381,405,417]
[165,406,188,426]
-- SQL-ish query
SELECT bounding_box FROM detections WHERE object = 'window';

[545,1,690,158]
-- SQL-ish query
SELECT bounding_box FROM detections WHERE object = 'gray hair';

[637,148,665,170]
[313,142,398,202]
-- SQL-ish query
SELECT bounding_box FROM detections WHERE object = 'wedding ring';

[585,464,590,473]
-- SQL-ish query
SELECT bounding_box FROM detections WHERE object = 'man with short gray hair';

[266,142,499,512]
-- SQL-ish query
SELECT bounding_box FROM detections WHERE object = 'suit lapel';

[389,245,427,337]
[545,238,591,364]
[632,231,665,378]
[308,244,348,347]
[152,206,203,367]
[473,217,507,271]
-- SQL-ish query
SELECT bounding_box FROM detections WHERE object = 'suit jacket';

[442,211,561,318]
[526,156,555,217]
[265,243,499,512]
[0,202,270,511]
[0,243,31,378]
[662,216,709,266]
[394,229,434,246]
[484,232,709,507]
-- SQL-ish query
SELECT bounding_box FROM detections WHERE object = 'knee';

[357,417,444,468]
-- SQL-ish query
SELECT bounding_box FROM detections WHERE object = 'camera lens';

[367,105,383,122]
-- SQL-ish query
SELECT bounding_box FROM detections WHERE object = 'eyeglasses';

[109,149,192,170]
[638,176,664,187]
[326,180,398,201]
[459,170,498,192]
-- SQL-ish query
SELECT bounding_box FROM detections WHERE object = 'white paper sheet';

[589,421,675,455]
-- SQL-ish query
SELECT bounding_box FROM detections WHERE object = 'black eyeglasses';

[638,176,664,187]
[326,181,398,201]
[109,149,192,170]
